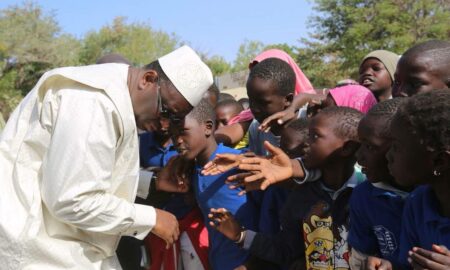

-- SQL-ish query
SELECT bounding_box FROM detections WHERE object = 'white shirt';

[0,63,156,269]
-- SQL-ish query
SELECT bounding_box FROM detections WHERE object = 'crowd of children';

[136,39,450,270]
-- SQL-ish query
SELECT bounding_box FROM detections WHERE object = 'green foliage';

[203,55,231,76]
[302,0,450,84]
[0,2,81,117]
[78,17,180,66]
[232,40,265,72]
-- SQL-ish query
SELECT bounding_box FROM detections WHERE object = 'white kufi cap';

[158,45,213,107]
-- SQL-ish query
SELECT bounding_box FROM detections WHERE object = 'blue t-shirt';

[399,185,450,268]
[139,132,192,219]
[139,132,177,168]
[348,181,407,266]
[193,143,258,270]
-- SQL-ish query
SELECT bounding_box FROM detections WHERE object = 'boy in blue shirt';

[156,99,258,270]
[386,90,450,269]
[348,99,413,269]
[209,107,364,269]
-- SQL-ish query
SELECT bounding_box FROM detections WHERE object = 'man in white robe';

[0,46,213,269]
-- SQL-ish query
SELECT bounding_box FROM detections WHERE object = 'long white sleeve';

[40,89,155,239]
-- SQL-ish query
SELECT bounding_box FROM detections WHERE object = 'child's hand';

[202,152,256,176]
[208,208,242,242]
[156,156,192,193]
[366,256,393,270]
[258,107,297,133]
[408,244,450,270]
[226,141,293,193]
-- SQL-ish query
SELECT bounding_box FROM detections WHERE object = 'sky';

[0,0,316,62]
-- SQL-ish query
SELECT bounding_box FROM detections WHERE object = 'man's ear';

[139,70,159,89]
[204,119,214,136]
[341,141,361,157]
[284,93,294,107]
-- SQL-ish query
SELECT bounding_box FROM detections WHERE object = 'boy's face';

[280,127,309,159]
[394,55,448,97]
[359,58,392,95]
[386,116,432,187]
[215,105,238,128]
[171,115,210,161]
[303,114,348,169]
[247,77,292,134]
[356,116,393,183]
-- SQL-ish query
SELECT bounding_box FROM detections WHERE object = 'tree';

[300,0,450,85]
[203,55,231,76]
[78,17,180,66]
[0,2,81,117]
[232,40,265,72]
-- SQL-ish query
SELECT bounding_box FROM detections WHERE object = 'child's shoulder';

[216,143,243,155]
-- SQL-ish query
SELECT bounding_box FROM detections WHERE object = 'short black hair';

[144,60,171,83]
[285,118,309,138]
[215,99,244,113]
[218,92,235,102]
[96,53,132,65]
[365,98,405,138]
[395,89,450,152]
[318,106,364,142]
[187,98,216,128]
[402,40,450,78]
[248,58,295,96]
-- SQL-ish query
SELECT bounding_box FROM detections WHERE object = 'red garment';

[146,208,209,270]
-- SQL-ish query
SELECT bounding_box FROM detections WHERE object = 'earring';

[433,170,441,176]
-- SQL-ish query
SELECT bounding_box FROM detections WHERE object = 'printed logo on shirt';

[303,201,350,270]
[373,225,397,256]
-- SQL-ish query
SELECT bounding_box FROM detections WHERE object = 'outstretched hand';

[408,244,450,270]
[202,152,256,176]
[208,208,242,242]
[226,141,293,194]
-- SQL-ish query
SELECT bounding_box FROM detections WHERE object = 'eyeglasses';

[156,82,182,124]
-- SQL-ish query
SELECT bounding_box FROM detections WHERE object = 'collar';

[372,182,409,199]
[320,171,359,200]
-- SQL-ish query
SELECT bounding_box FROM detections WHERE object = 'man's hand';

[408,245,450,270]
[202,152,256,176]
[208,208,242,242]
[366,256,393,270]
[226,141,293,193]
[151,209,180,249]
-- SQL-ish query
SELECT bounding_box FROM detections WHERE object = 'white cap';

[158,45,213,107]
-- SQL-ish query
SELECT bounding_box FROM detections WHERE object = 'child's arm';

[408,245,450,270]
[258,93,325,132]
[225,141,302,194]
[209,206,303,266]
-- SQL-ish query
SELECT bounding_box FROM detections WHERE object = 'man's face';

[359,58,392,96]
[247,77,291,134]
[394,55,448,97]
[134,78,193,132]
[303,114,347,169]
[171,115,208,161]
